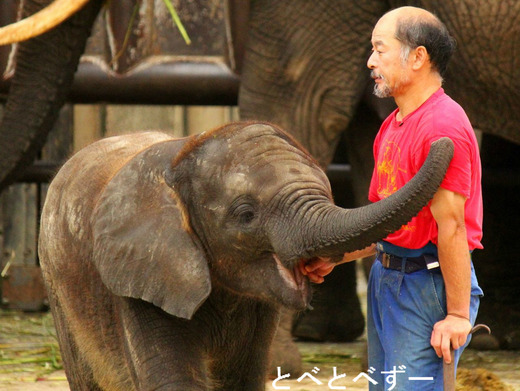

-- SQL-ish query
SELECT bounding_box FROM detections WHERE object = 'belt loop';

[400,257,407,273]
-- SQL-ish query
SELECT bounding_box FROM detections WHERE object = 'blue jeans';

[367,250,483,390]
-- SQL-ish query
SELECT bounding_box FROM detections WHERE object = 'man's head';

[367,7,456,99]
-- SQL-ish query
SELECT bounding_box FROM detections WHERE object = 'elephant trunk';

[296,137,454,259]
[0,0,103,191]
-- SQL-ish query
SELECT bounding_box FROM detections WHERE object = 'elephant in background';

[38,122,453,390]
[1,0,519,360]
[239,0,520,348]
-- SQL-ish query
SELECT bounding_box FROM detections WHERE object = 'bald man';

[303,6,483,390]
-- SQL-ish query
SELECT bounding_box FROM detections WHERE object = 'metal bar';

[0,61,240,105]
[69,61,240,105]
[0,61,241,105]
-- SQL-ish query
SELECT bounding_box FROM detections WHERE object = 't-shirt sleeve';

[416,135,472,199]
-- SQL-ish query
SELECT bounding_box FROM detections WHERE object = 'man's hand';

[430,314,472,363]
[299,257,335,284]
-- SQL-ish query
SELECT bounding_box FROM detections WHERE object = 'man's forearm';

[430,188,474,361]
[300,244,376,283]
[437,225,471,319]
[336,244,376,265]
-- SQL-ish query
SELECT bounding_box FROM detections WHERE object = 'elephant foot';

[293,301,365,342]
[268,309,303,378]
[293,262,365,342]
[292,308,329,341]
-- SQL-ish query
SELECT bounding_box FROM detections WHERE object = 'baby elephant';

[38,121,452,390]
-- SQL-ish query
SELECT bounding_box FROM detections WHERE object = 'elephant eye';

[229,197,257,225]
[237,208,255,224]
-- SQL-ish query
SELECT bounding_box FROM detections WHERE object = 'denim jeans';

[367,252,483,390]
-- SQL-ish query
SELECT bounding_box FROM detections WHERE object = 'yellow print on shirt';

[377,140,408,198]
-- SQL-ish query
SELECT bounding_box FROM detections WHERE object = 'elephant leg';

[268,309,303,377]
[45,289,103,391]
[119,298,210,390]
[210,300,280,390]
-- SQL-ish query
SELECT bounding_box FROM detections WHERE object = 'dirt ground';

[0,309,519,391]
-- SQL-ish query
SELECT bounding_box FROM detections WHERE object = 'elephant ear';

[91,147,210,320]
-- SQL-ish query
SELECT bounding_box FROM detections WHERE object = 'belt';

[377,250,440,273]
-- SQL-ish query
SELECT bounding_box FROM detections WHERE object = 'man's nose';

[367,51,377,69]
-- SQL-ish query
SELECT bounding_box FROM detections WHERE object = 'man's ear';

[91,145,211,320]
[411,45,430,71]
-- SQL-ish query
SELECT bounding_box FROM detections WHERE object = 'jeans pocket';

[428,270,447,319]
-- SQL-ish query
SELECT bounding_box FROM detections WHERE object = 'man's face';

[367,16,412,98]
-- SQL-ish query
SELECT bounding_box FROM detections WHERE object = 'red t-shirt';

[368,88,483,251]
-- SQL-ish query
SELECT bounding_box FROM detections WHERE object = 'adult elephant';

[0,0,518,357]
[239,0,520,349]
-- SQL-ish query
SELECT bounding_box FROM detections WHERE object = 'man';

[303,6,483,389]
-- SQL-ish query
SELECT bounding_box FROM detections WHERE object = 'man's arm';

[299,245,376,283]
[429,187,473,363]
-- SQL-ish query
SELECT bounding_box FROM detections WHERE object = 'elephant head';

[70,122,454,317]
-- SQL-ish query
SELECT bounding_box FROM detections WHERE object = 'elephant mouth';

[273,254,311,307]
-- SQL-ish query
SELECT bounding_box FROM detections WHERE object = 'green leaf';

[162,0,191,45]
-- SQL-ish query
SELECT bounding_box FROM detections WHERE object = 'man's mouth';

[370,70,384,82]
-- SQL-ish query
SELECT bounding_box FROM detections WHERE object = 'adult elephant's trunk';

[283,137,454,260]
[0,0,103,191]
